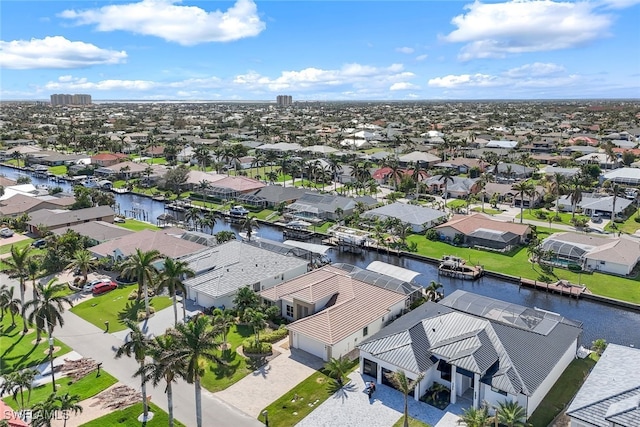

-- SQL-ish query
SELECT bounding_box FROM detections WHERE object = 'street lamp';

[262,410,269,426]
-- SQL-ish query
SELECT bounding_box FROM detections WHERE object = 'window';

[490,386,507,396]
[286,305,293,318]
[363,326,369,337]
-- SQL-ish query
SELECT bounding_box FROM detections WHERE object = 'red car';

[92,281,117,295]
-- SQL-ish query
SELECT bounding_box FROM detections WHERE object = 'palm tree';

[212,308,235,350]
[323,356,351,385]
[137,333,185,427]
[116,319,154,422]
[4,244,32,333]
[0,285,21,326]
[25,278,73,392]
[65,249,98,283]
[438,170,456,206]
[385,370,425,427]
[56,392,83,427]
[214,230,236,244]
[511,181,534,223]
[411,161,428,199]
[184,207,201,231]
[0,369,37,409]
[169,315,221,427]
[241,215,259,241]
[31,393,59,427]
[496,400,529,427]
[458,406,492,427]
[243,307,267,345]
[197,180,212,209]
[568,175,583,220]
[119,248,162,317]
[157,258,195,326]
[424,281,444,302]
[545,173,566,219]
[26,256,43,301]
[591,338,607,355]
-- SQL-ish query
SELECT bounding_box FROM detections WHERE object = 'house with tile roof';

[26,205,115,236]
[566,344,640,427]
[358,290,582,417]
[434,214,531,251]
[541,232,640,276]
[260,263,420,361]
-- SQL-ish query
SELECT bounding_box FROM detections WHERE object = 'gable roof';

[362,202,446,226]
[52,220,134,242]
[27,205,115,228]
[567,344,640,427]
[435,213,530,237]
[359,290,582,397]
[89,228,206,259]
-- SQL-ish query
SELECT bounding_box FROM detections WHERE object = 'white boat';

[229,206,249,216]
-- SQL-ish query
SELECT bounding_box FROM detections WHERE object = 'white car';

[83,278,111,293]
[0,228,14,237]
[113,217,126,223]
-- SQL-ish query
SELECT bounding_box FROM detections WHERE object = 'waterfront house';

[424,176,480,199]
[237,185,308,208]
[434,214,531,251]
[90,152,127,167]
[556,194,634,219]
[541,232,640,276]
[181,240,308,309]
[0,193,75,217]
[285,193,377,222]
[51,220,134,245]
[260,262,421,361]
[27,205,116,236]
[566,344,640,427]
[358,290,582,417]
[362,202,447,232]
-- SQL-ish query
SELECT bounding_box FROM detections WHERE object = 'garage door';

[363,358,378,378]
[294,333,327,360]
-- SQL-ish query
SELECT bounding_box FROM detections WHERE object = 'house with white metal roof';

[566,344,640,427]
[362,202,447,232]
[181,240,308,309]
[358,290,582,417]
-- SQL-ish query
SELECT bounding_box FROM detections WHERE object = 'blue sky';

[1,0,639,100]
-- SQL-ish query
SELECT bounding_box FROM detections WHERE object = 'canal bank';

[2,164,640,347]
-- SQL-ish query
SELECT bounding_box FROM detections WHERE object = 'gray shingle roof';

[358,290,582,396]
[362,202,446,227]
[27,205,115,228]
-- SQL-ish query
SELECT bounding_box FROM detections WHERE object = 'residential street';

[4,275,262,427]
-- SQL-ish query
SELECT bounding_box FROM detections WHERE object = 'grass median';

[70,285,172,333]
[79,402,186,427]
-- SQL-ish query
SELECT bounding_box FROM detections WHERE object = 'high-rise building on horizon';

[50,94,92,106]
[276,95,292,107]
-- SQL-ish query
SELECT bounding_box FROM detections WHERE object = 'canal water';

[3,166,639,348]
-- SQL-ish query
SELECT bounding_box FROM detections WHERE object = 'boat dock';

[520,278,587,298]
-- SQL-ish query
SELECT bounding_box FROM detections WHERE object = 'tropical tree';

[115,319,154,422]
[197,180,212,209]
[591,338,607,355]
[385,370,425,427]
[241,215,259,241]
[56,392,83,427]
[137,333,185,427]
[214,230,236,244]
[438,170,456,206]
[0,285,21,326]
[31,392,59,427]
[496,400,529,427]
[4,244,32,333]
[458,405,492,427]
[65,249,98,283]
[0,369,37,409]
[212,308,235,350]
[157,258,195,326]
[25,278,73,391]
[233,286,260,316]
[323,356,351,385]
[424,281,444,302]
[511,181,534,223]
[410,161,428,199]
[544,173,566,219]
[185,207,201,231]
[243,307,267,345]
[119,248,162,317]
[169,315,221,427]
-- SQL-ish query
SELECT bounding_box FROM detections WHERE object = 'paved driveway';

[295,371,463,427]
[215,340,324,417]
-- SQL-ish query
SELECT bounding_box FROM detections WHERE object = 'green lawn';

[516,209,589,226]
[406,231,640,304]
[117,219,160,232]
[4,371,117,410]
[47,165,67,176]
[0,315,72,374]
[446,199,467,210]
[261,359,358,427]
[253,209,276,220]
[528,353,598,427]
[70,285,172,332]
[0,238,34,254]
[605,209,640,234]
[79,402,186,427]
[470,207,503,215]
[200,324,254,393]
[315,221,335,234]
[392,417,432,427]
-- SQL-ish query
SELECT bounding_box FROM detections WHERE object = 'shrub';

[425,229,439,241]
[635,217,640,223]
[534,210,548,220]
[260,326,289,343]
[136,307,156,321]
[242,339,272,355]
[128,291,138,300]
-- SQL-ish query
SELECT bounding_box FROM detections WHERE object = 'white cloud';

[0,36,127,69]
[233,63,414,92]
[443,0,613,60]
[390,82,419,91]
[44,74,223,92]
[59,0,266,45]
[415,54,428,61]
[428,62,580,89]
[396,47,414,54]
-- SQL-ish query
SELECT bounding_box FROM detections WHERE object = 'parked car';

[184,310,204,323]
[83,278,111,293]
[591,214,603,223]
[92,281,117,295]
[113,217,126,223]
[0,228,14,237]
[31,239,47,248]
